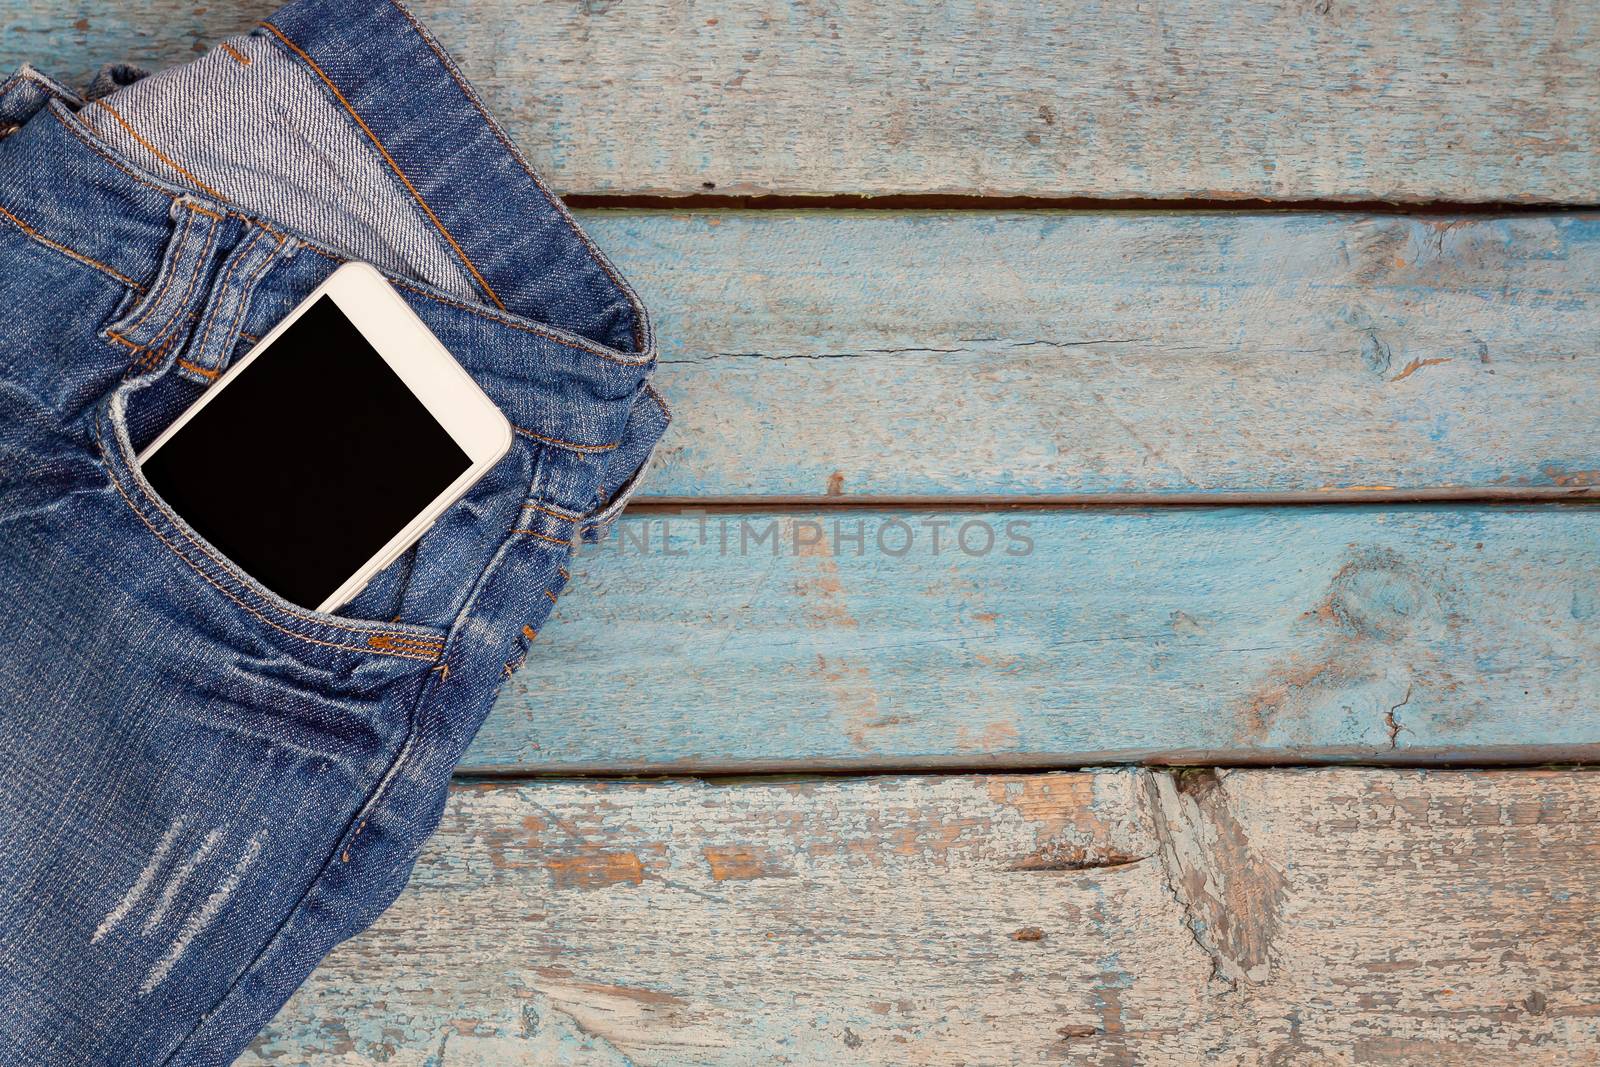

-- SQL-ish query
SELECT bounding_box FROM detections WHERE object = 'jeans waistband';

[0,0,664,518]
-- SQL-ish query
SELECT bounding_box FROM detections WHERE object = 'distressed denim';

[0,2,667,1063]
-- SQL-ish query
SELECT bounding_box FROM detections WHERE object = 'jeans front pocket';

[95,379,449,685]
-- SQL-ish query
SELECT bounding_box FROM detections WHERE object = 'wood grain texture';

[582,210,1600,499]
[463,505,1600,772]
[245,768,1600,1064]
[7,2,1600,201]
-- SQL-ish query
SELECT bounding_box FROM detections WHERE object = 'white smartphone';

[139,262,514,613]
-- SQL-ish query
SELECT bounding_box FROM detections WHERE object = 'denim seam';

[50,101,656,369]
[520,500,583,522]
[92,100,227,201]
[8,66,82,109]
[384,0,650,354]
[644,381,672,420]
[512,527,577,549]
[53,104,176,198]
[511,423,620,454]
[114,308,195,372]
[96,407,447,655]
[173,358,218,380]
[257,19,509,313]
[130,325,183,378]
[0,200,143,288]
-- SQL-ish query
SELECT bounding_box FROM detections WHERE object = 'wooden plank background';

[7,1,1600,201]
[581,210,1600,500]
[472,505,1600,772]
[242,769,1600,1064]
[6,2,1600,1064]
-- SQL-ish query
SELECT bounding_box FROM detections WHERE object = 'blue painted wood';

[8,1,1600,201]
[584,210,1600,499]
[464,505,1600,771]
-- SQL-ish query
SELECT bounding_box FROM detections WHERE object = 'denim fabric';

[0,2,668,1062]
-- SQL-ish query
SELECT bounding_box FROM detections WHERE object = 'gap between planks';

[458,751,1600,783]
[627,489,1600,511]
[569,192,1600,214]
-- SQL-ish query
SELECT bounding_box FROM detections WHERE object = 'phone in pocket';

[138,262,514,613]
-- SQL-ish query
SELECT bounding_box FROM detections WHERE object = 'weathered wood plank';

[463,505,1600,772]
[583,211,1600,499]
[246,768,1600,1064]
[8,2,1600,201]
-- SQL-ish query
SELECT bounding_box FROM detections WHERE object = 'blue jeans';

[0,1,667,1062]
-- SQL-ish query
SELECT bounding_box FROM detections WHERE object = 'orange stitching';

[128,328,171,377]
[56,112,285,288]
[522,625,538,641]
[512,527,575,548]
[385,0,647,353]
[175,358,220,380]
[340,816,369,863]
[521,500,582,522]
[55,107,283,256]
[137,333,170,373]
[557,566,570,581]
[153,330,182,370]
[511,424,618,455]
[99,415,439,662]
[219,41,252,66]
[92,101,226,200]
[368,633,444,648]
[0,202,143,287]
[105,330,141,350]
[54,106,179,198]
[130,325,184,378]
[368,634,444,654]
[544,589,560,604]
[258,21,507,313]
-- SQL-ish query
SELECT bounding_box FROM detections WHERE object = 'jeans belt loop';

[102,197,232,362]
[175,225,297,385]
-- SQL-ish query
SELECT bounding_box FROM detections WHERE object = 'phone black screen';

[142,296,472,610]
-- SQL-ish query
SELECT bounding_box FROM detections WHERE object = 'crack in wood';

[1141,769,1286,987]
